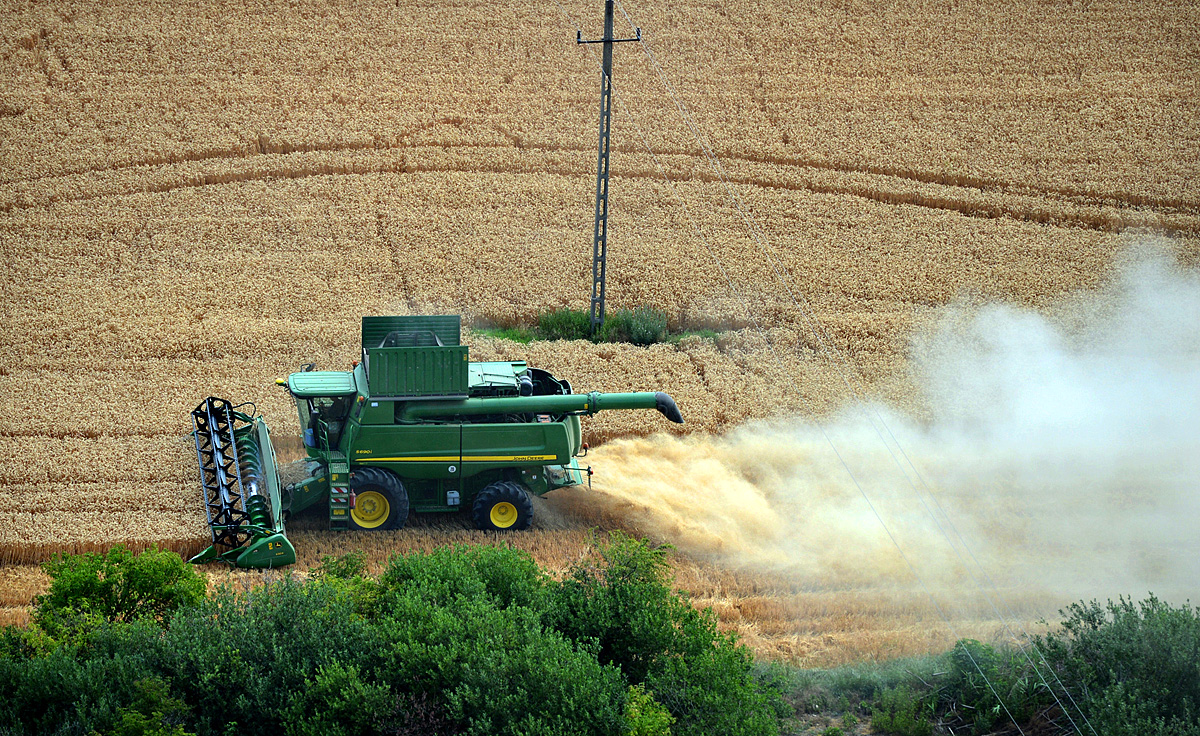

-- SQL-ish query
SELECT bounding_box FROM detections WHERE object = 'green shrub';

[164,578,381,735]
[596,307,669,345]
[870,686,933,736]
[1,542,784,736]
[625,684,674,736]
[281,661,395,736]
[34,546,206,634]
[0,617,174,735]
[373,594,626,736]
[314,549,367,580]
[106,678,195,736]
[537,308,593,340]
[548,532,781,736]
[936,639,1041,733]
[1036,595,1200,736]
[377,543,548,611]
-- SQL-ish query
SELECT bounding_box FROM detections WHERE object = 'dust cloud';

[561,243,1200,603]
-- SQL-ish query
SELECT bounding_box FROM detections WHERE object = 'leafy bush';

[0,540,783,736]
[107,677,195,736]
[34,546,206,635]
[811,595,1200,736]
[596,307,669,346]
[934,639,1043,733]
[528,306,671,344]
[313,549,367,580]
[548,532,781,736]
[376,543,548,611]
[281,661,395,736]
[537,308,593,340]
[1036,595,1200,736]
[624,684,674,736]
[870,686,933,736]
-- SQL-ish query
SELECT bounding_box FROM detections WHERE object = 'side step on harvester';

[189,315,683,568]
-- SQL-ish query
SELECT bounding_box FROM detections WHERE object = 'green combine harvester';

[190,315,683,568]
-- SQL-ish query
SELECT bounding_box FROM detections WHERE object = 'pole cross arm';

[577,27,641,44]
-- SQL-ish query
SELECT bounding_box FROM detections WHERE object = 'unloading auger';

[188,315,683,568]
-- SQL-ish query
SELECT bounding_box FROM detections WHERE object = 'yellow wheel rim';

[351,490,389,529]
[490,501,518,529]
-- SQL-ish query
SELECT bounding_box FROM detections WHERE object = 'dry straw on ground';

[1,0,1197,663]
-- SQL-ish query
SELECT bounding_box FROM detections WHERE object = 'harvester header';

[189,315,682,568]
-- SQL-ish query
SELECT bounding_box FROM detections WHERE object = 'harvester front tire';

[350,467,408,531]
[472,481,533,531]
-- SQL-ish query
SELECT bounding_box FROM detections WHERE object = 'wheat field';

[1,0,1197,665]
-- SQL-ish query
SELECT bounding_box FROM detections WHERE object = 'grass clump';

[483,306,690,346]
[471,325,537,343]
[595,307,669,345]
[537,307,594,341]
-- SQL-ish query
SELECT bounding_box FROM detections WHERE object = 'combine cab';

[190,315,683,568]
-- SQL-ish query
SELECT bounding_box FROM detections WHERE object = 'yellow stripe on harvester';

[369,455,558,463]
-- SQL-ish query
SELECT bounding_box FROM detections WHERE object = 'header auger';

[189,315,683,568]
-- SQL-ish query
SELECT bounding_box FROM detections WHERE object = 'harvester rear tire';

[350,467,408,531]
[472,481,533,531]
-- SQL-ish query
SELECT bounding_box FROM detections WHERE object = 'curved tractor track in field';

[4,128,1197,235]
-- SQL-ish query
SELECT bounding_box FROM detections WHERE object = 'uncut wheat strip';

[0,436,191,485]
[0,511,208,566]
[0,565,51,607]
[0,481,194,515]
[0,608,31,628]
[0,329,866,444]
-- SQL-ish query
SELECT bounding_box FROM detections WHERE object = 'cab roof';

[287,371,358,398]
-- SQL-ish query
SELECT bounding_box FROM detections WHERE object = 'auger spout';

[394,390,684,424]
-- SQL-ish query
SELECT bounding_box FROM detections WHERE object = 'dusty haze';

[568,243,1200,615]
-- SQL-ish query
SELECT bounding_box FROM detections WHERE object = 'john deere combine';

[190,315,683,568]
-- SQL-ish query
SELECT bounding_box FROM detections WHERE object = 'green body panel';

[366,345,469,398]
[237,533,296,568]
[350,424,463,473]
[288,471,328,515]
[470,361,528,389]
[361,314,470,399]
